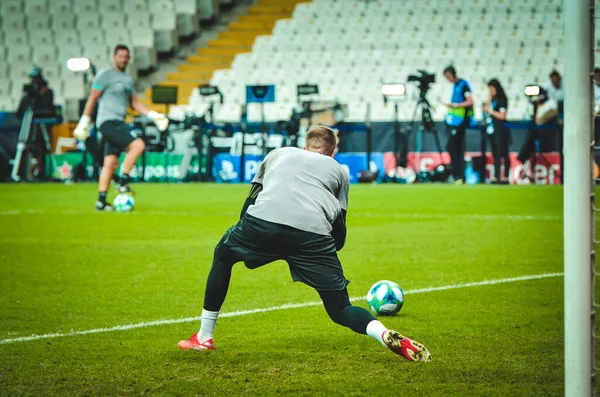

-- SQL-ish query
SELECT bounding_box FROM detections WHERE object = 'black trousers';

[517,128,538,164]
[203,214,376,334]
[447,124,467,180]
[489,129,511,180]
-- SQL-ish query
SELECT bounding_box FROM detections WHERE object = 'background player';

[73,44,168,211]
[178,126,432,362]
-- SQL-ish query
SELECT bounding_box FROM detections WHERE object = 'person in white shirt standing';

[536,70,565,125]
[518,70,565,177]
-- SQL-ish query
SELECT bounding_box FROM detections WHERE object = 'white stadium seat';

[27,14,52,31]
[175,0,200,37]
[124,0,148,13]
[57,45,85,65]
[24,0,48,14]
[55,30,81,48]
[105,29,132,48]
[80,30,106,48]
[127,12,152,30]
[197,0,221,22]
[1,0,23,15]
[0,97,16,112]
[131,28,158,70]
[7,46,31,64]
[0,81,13,101]
[29,29,54,47]
[151,7,178,53]
[32,45,58,67]
[77,14,102,30]
[48,0,72,15]
[52,13,77,31]
[73,0,98,14]
[83,46,111,70]
[2,14,26,30]
[3,29,29,47]
[102,12,127,31]
[99,0,123,12]
[62,72,86,99]
[0,61,9,80]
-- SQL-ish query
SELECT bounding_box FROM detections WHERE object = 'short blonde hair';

[305,125,337,156]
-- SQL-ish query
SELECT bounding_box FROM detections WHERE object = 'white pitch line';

[0,272,563,346]
[356,213,561,221]
[0,209,561,221]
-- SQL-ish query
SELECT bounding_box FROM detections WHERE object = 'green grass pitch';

[0,183,595,396]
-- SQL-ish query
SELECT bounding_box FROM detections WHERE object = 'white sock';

[198,309,219,342]
[366,320,388,347]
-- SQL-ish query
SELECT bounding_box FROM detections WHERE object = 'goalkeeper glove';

[147,111,169,132]
[73,115,91,141]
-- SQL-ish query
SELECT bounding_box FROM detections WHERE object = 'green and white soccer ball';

[113,193,135,212]
[367,280,404,316]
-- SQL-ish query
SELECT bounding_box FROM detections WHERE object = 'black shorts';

[219,214,349,291]
[99,120,136,156]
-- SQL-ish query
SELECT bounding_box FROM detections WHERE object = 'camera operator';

[443,66,474,184]
[16,67,55,119]
[536,70,564,125]
[517,70,565,172]
[15,67,55,179]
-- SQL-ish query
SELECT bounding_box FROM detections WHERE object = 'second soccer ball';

[113,193,135,212]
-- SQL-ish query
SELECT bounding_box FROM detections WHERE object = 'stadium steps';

[139,0,304,112]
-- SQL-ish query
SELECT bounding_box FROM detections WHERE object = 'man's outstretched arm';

[240,182,263,219]
[331,209,347,251]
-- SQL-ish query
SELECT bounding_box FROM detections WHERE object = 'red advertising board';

[383,152,562,184]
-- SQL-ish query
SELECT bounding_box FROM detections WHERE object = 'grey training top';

[92,68,133,128]
[247,147,349,236]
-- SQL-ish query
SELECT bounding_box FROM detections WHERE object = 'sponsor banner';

[212,153,385,184]
[48,151,561,185]
[46,153,198,182]
[383,151,562,185]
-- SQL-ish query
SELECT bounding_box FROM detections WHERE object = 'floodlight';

[524,85,541,97]
[67,58,91,72]
[381,84,406,96]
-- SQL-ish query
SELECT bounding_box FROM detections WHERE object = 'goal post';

[563,0,595,396]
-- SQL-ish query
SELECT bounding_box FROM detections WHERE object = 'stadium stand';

[0,0,215,115]
[0,0,565,123]
[171,0,564,123]
[140,0,303,114]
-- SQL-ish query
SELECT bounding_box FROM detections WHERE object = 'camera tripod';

[396,91,444,170]
[10,106,56,182]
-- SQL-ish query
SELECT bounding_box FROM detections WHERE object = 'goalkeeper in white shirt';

[73,44,168,211]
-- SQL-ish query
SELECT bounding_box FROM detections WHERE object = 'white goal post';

[563,0,595,396]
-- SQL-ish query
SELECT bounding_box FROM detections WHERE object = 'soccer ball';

[367,280,404,316]
[113,193,135,212]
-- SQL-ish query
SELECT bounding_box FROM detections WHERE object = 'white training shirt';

[246,147,349,236]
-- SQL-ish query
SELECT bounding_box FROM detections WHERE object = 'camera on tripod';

[407,70,436,93]
[23,82,42,102]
